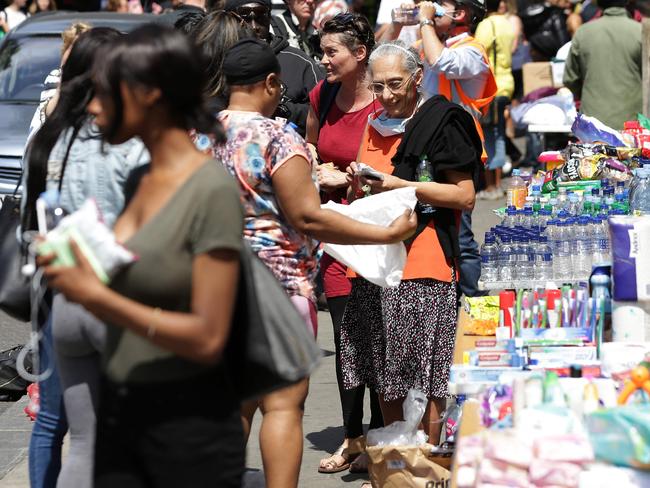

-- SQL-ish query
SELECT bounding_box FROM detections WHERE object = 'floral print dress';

[215,110,320,302]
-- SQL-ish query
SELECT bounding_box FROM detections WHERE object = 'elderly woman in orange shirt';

[340,40,482,442]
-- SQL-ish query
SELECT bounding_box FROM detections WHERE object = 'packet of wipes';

[36,199,136,283]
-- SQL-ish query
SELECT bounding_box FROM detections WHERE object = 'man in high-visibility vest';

[417,0,497,298]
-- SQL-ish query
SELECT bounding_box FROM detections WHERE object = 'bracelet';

[147,307,162,339]
[420,19,435,28]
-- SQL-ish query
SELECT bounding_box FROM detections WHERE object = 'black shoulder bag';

[0,135,75,322]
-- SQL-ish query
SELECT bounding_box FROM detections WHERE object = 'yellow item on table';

[465,296,499,336]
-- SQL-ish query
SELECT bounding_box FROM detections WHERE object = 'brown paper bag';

[367,443,451,488]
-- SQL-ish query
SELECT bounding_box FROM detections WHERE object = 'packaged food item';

[571,113,626,147]
[465,296,499,336]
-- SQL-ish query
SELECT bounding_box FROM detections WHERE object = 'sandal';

[349,451,369,473]
[318,444,357,473]
[318,435,366,474]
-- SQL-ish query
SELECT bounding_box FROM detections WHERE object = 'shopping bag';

[322,187,417,288]
[225,242,322,402]
[367,443,451,488]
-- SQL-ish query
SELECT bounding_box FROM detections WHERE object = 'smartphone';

[357,165,385,181]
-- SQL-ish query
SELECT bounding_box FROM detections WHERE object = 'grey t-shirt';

[103,161,243,384]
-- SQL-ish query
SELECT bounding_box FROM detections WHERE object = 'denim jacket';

[22,121,149,229]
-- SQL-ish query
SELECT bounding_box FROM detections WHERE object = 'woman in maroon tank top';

[306,13,383,476]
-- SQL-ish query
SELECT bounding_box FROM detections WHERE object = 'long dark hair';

[193,10,254,100]
[93,23,225,144]
[24,27,122,231]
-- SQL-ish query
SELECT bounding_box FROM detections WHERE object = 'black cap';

[224,0,271,11]
[223,38,280,86]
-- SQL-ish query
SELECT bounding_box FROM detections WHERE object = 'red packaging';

[499,291,515,336]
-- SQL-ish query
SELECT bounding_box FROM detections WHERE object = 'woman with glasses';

[305,12,384,476]
[341,40,481,448]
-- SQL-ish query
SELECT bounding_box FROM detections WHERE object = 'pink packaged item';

[477,458,531,487]
[529,460,582,487]
[534,435,594,464]
[486,432,534,468]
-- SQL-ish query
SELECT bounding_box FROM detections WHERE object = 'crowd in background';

[0,0,645,487]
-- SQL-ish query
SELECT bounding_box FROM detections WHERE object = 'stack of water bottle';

[480,182,632,286]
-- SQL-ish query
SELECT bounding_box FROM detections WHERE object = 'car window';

[0,36,62,102]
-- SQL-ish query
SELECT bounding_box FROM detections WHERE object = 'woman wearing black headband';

[305,13,384,476]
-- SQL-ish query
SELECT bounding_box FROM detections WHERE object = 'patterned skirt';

[340,277,458,401]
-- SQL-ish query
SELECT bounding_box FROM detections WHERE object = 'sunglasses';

[369,73,415,95]
[234,5,270,25]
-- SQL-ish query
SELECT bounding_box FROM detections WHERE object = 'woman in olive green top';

[40,25,246,487]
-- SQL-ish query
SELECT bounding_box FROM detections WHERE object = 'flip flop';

[318,444,357,474]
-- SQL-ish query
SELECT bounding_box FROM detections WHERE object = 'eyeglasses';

[369,74,415,95]
[234,5,270,25]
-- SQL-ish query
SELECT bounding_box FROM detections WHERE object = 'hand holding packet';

[355,162,385,181]
[36,199,136,284]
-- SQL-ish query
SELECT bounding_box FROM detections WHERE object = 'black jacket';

[392,95,482,259]
[270,10,322,61]
[270,35,324,136]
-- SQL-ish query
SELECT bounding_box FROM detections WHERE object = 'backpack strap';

[317,81,341,129]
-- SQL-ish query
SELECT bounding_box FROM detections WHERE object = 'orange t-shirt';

[349,123,455,283]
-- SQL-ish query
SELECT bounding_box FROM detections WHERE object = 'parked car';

[0,12,154,196]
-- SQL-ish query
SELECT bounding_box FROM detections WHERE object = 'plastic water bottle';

[553,220,572,281]
[498,235,516,281]
[535,235,554,281]
[530,185,542,205]
[615,180,626,197]
[480,234,499,283]
[629,167,650,215]
[572,216,592,279]
[592,216,611,266]
[567,194,580,216]
[521,207,534,229]
[515,236,531,280]
[416,155,435,214]
[503,206,517,228]
[507,169,527,209]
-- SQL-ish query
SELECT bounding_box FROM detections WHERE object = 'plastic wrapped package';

[533,435,594,463]
[571,113,627,147]
[366,389,428,447]
[485,431,534,468]
[36,199,136,283]
[586,405,650,468]
[477,458,530,487]
[322,187,417,288]
[529,460,582,487]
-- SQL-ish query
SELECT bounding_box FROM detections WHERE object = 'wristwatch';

[419,19,435,28]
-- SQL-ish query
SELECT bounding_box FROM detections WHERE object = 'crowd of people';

[2,0,644,486]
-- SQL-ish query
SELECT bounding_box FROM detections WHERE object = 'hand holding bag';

[225,242,322,402]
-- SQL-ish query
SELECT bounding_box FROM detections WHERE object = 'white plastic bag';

[322,187,417,288]
[37,199,136,283]
[367,389,429,447]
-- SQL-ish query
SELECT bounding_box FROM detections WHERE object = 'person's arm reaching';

[273,155,417,244]
[351,161,475,211]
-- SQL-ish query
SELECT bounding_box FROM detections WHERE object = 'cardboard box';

[522,62,553,96]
